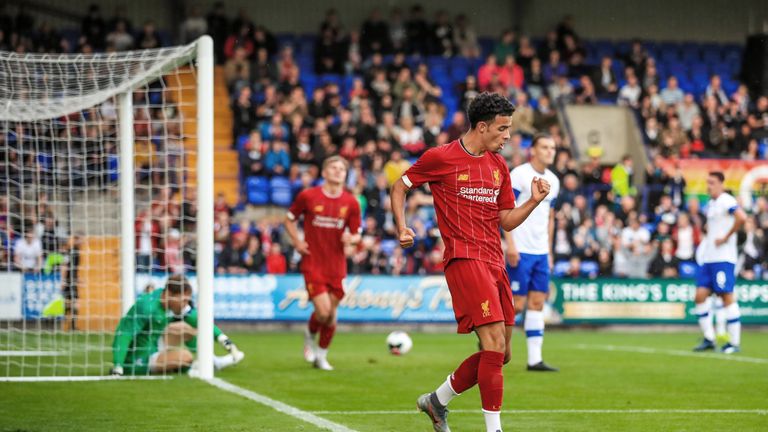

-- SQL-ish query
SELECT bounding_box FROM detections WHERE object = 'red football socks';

[318,323,336,349]
[449,352,483,394]
[308,312,321,335]
[478,350,505,412]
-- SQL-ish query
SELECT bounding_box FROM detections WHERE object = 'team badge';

[492,169,501,186]
[314,205,324,213]
[339,206,348,217]
[481,300,491,317]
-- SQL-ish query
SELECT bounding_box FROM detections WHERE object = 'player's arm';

[285,192,310,255]
[548,207,556,269]
[499,177,551,232]
[503,230,520,267]
[391,148,444,248]
[342,200,363,245]
[391,178,416,247]
[715,207,747,246]
[111,303,148,375]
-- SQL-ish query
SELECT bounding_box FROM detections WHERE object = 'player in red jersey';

[391,93,550,432]
[285,156,361,370]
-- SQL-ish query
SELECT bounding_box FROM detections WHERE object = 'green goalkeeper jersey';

[112,288,223,367]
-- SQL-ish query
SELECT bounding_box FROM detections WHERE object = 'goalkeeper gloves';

[110,365,124,376]
[218,333,236,352]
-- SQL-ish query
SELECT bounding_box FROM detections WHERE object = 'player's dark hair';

[531,133,552,148]
[165,274,192,295]
[467,92,515,129]
[709,171,725,183]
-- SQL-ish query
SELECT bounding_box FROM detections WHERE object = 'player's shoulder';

[719,192,737,205]
[341,189,360,205]
[510,162,530,176]
[544,168,560,186]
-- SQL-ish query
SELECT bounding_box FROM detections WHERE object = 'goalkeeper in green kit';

[110,274,244,376]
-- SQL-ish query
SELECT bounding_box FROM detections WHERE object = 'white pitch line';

[0,375,173,382]
[311,409,768,415]
[0,350,66,356]
[206,377,358,432]
[574,344,768,365]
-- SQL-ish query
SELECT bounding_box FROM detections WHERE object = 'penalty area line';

[206,377,358,432]
[574,344,768,364]
[311,409,768,415]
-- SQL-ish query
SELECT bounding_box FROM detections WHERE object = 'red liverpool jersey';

[402,140,515,268]
[287,186,362,281]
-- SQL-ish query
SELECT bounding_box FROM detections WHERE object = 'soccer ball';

[386,331,413,355]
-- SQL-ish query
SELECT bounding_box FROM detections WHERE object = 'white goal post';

[0,36,214,380]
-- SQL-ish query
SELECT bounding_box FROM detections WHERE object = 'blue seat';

[319,74,343,89]
[553,261,571,278]
[580,261,599,277]
[380,239,398,254]
[246,176,269,205]
[107,154,119,182]
[269,176,293,207]
[679,261,698,279]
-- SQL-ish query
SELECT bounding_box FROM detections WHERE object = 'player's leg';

[150,349,195,374]
[419,260,500,432]
[692,263,716,351]
[314,290,341,370]
[716,264,740,353]
[713,295,728,343]
[693,283,716,351]
[303,280,329,363]
[475,321,507,432]
[525,255,557,371]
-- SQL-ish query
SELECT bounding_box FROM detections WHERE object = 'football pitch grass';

[1,330,767,431]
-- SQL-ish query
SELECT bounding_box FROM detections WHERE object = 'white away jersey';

[697,192,739,264]
[510,163,560,255]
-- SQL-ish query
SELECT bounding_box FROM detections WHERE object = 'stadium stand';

[1,4,767,281]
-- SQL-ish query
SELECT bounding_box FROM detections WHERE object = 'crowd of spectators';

[1,4,767,280]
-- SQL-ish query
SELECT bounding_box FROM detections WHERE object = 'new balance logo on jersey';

[481,300,491,317]
[458,173,470,181]
[314,205,324,213]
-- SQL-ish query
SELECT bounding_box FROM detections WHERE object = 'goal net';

[0,37,215,380]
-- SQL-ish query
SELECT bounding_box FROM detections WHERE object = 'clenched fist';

[531,177,551,203]
[398,227,416,248]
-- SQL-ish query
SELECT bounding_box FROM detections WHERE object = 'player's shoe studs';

[416,392,451,432]
[313,358,334,371]
[693,338,716,352]
[527,361,559,372]
[304,331,317,363]
[721,343,740,354]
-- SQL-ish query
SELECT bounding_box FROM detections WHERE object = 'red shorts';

[444,259,516,334]
[303,275,345,300]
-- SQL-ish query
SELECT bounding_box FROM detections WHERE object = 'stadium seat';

[679,261,698,279]
[553,260,571,278]
[246,176,269,205]
[580,261,599,278]
[380,239,397,256]
[269,176,293,207]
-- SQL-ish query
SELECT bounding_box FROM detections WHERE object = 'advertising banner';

[0,272,23,320]
[549,279,768,324]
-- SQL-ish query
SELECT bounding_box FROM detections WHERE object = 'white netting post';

[195,35,214,380]
[0,39,213,381]
[118,93,135,316]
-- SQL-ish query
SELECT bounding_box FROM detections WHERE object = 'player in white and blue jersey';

[504,135,560,371]
[692,172,746,354]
